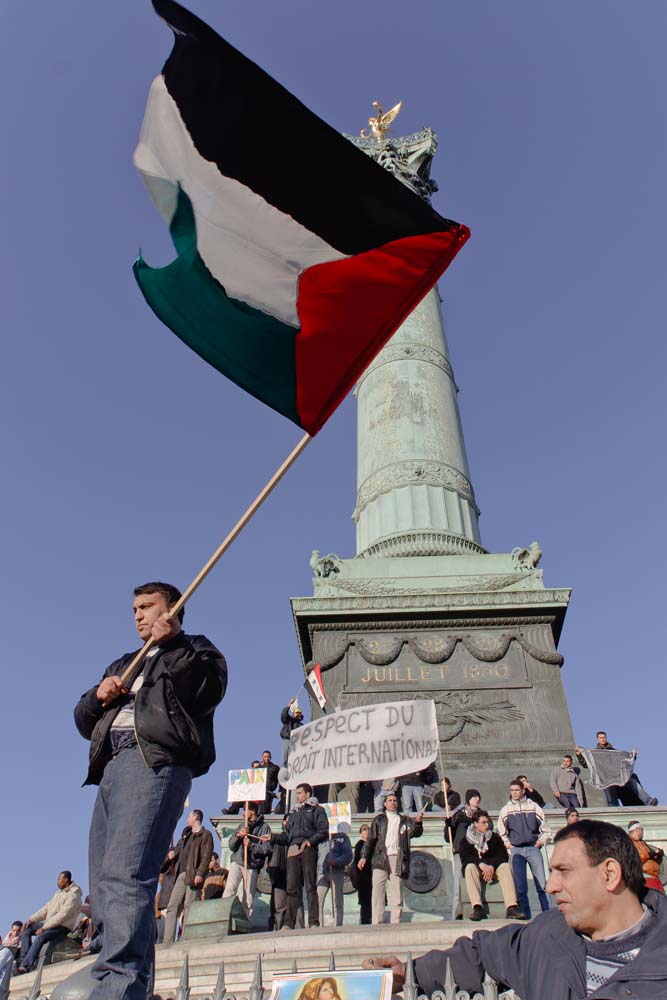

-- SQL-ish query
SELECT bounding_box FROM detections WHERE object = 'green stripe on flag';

[133,187,300,426]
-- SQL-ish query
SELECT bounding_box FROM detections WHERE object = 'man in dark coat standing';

[359,792,422,925]
[352,823,373,924]
[264,782,329,929]
[163,808,214,942]
[74,582,227,1000]
[364,820,667,1000]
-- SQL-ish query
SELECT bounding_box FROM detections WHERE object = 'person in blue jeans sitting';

[17,871,82,973]
[497,779,552,918]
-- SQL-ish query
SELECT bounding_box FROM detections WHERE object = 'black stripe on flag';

[153,0,458,256]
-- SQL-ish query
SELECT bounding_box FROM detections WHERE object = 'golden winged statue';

[360,100,403,140]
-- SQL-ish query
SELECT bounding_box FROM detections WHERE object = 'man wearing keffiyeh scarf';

[466,819,493,856]
[459,811,526,921]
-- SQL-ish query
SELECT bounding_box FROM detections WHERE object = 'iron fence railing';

[15,950,519,1000]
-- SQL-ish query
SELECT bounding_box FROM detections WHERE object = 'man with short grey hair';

[364,820,667,998]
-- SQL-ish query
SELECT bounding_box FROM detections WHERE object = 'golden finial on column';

[360,99,403,140]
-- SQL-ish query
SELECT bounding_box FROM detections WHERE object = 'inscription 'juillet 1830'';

[359,662,511,684]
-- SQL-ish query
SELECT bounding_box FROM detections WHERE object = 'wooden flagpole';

[119,431,312,686]
[328,831,335,923]
[243,800,250,909]
[437,744,458,905]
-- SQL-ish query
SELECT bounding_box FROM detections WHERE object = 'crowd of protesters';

[3,721,663,988]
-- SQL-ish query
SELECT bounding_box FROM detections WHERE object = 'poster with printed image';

[322,801,351,834]
[267,970,393,1000]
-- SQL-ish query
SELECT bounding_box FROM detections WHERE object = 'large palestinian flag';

[134,0,470,436]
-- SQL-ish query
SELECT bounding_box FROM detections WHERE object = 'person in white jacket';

[17,871,82,973]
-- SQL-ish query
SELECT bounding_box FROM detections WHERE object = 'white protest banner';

[279,700,438,790]
[323,800,351,833]
[227,767,267,803]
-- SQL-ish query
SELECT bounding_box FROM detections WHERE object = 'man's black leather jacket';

[74,632,227,784]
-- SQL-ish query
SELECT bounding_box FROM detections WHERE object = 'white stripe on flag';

[307,665,326,710]
[134,76,346,328]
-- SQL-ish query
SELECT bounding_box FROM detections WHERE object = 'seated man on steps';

[18,871,82,973]
[459,810,526,921]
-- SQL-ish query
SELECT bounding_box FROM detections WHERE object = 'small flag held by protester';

[134,0,469,436]
[306,663,327,710]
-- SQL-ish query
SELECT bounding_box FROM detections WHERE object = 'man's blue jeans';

[19,922,68,971]
[88,746,191,1000]
[605,776,652,807]
[401,785,423,813]
[556,792,581,810]
[510,846,550,919]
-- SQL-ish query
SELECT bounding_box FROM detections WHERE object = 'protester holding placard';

[222,803,271,918]
[359,793,423,925]
[264,782,329,929]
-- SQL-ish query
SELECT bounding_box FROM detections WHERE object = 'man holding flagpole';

[74,582,227,1000]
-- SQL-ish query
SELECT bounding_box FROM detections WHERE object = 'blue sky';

[1,1,665,931]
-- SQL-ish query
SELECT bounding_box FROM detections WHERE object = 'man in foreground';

[74,582,227,1000]
[364,820,667,999]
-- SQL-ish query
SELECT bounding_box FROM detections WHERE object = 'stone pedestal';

[293,552,579,809]
[295,124,582,810]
